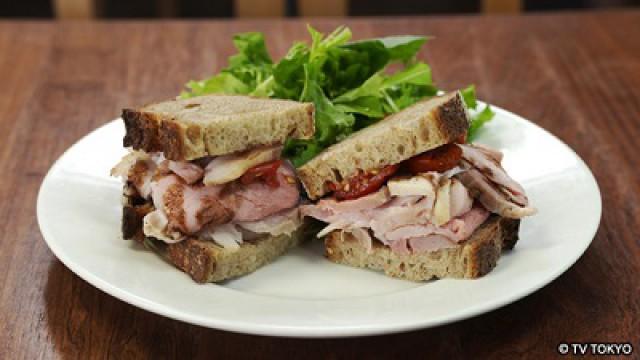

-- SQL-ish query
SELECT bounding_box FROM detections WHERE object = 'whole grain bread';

[324,216,520,281]
[298,91,469,200]
[163,228,305,283]
[122,94,315,161]
[122,189,308,283]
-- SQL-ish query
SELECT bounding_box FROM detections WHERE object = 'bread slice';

[121,189,308,283]
[324,216,520,281]
[162,228,305,283]
[298,91,469,200]
[122,94,315,161]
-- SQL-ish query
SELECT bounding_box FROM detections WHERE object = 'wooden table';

[1,10,638,359]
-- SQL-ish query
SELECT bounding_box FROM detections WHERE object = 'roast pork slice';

[456,169,536,219]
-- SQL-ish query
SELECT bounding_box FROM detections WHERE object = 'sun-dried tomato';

[240,160,282,188]
[404,143,462,173]
[330,164,399,200]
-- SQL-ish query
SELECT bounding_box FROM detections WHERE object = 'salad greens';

[461,85,495,142]
[182,26,494,166]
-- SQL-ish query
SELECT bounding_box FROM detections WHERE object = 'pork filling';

[112,145,302,249]
[301,143,536,255]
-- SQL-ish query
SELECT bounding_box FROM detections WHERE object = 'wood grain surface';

[1,10,639,359]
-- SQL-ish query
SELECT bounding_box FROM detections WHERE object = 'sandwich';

[297,91,536,281]
[111,94,315,283]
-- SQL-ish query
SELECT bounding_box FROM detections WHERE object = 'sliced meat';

[156,159,204,184]
[236,207,302,236]
[469,143,504,163]
[300,187,391,222]
[143,209,184,243]
[384,195,422,208]
[111,151,156,199]
[183,185,232,233]
[369,206,427,244]
[450,178,473,218]
[314,187,391,215]
[111,151,149,178]
[150,175,179,209]
[305,186,433,241]
[317,215,369,237]
[456,169,536,219]
[409,235,457,253]
[390,238,411,255]
[149,175,231,238]
[303,175,492,255]
[223,162,300,222]
[129,160,156,199]
[162,181,187,232]
[199,223,243,250]
[459,144,528,206]
[443,205,490,241]
[441,165,467,179]
[382,206,489,245]
[167,161,204,184]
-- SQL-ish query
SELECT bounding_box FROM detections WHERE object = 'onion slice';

[387,176,436,197]
[203,145,282,186]
[433,178,452,226]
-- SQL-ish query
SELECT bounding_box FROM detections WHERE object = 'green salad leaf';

[376,35,430,62]
[468,105,496,142]
[181,26,494,166]
[461,84,496,142]
[461,84,477,109]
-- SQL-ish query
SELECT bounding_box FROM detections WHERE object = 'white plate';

[37,104,601,338]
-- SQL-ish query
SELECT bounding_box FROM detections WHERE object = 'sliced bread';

[324,216,520,281]
[297,91,469,199]
[122,94,315,161]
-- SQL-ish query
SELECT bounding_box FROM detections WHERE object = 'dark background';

[2,0,639,18]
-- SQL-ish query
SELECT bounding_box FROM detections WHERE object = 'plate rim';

[36,103,602,338]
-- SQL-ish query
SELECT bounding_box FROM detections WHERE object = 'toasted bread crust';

[324,216,520,281]
[122,109,163,153]
[122,94,314,161]
[298,91,469,200]
[166,239,216,283]
[121,185,153,243]
[434,92,469,141]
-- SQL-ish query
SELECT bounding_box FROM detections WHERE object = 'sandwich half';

[112,94,315,283]
[298,91,536,281]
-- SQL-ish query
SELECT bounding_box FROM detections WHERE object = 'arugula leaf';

[181,73,250,98]
[468,105,495,142]
[300,26,352,101]
[181,26,495,165]
[460,84,496,142]
[335,96,385,118]
[461,84,477,109]
[283,139,322,167]
[229,32,273,67]
[301,81,354,144]
[335,63,431,103]
[182,32,273,98]
[383,62,432,87]
[272,42,309,99]
[334,62,432,116]
[386,83,438,112]
[376,35,429,62]
[324,41,390,98]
